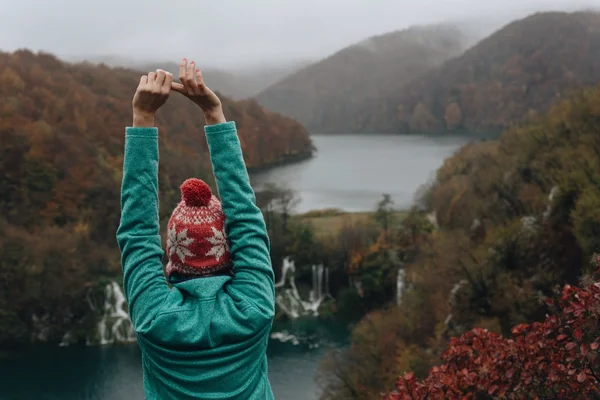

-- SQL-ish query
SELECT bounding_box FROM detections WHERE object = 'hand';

[171,58,226,125]
[132,69,173,127]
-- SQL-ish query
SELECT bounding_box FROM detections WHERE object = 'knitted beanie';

[166,178,232,278]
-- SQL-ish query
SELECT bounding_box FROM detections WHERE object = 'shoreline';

[307,130,502,140]
[247,150,314,174]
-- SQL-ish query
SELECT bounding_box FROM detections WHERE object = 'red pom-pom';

[180,178,212,207]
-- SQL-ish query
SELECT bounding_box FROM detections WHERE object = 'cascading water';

[396,268,406,305]
[274,257,302,318]
[444,279,469,332]
[88,259,332,345]
[309,264,325,303]
[96,281,136,345]
[274,257,331,319]
[325,268,330,297]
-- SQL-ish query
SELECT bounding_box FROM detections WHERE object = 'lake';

[251,133,469,214]
[0,319,349,400]
[0,133,469,400]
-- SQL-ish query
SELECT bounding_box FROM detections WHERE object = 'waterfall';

[275,257,331,318]
[274,258,303,318]
[310,265,316,302]
[325,268,330,297]
[396,268,406,305]
[444,279,469,333]
[317,264,324,300]
[275,257,295,289]
[96,281,136,345]
[309,264,325,303]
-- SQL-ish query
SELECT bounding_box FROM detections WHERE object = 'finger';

[171,82,186,94]
[139,75,148,86]
[155,69,167,88]
[186,61,198,91]
[148,71,156,83]
[195,68,205,87]
[163,72,173,93]
[178,58,187,88]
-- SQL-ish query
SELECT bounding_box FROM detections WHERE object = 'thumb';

[137,75,148,89]
[171,82,187,94]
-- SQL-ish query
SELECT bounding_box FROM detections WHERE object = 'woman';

[116,58,275,399]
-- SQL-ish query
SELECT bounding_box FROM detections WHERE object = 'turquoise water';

[0,319,348,400]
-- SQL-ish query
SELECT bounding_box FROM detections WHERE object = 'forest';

[0,49,313,345]
[315,82,600,398]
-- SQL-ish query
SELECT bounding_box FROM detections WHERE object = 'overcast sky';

[0,0,597,69]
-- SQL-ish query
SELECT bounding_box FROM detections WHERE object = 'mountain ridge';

[255,10,600,134]
[254,23,474,133]
[362,10,600,134]
[339,11,600,134]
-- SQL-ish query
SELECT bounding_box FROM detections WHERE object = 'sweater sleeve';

[205,121,275,320]
[116,127,170,333]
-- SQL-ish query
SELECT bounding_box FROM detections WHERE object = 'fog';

[0,0,597,69]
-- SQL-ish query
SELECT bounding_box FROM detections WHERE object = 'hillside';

[0,49,313,345]
[319,79,600,397]
[254,23,471,133]
[358,11,600,134]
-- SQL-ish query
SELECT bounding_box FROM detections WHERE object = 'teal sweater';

[116,121,276,400]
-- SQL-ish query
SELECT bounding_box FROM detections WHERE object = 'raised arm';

[171,58,275,319]
[116,70,173,332]
[206,122,275,318]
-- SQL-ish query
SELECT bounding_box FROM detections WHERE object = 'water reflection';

[0,319,348,400]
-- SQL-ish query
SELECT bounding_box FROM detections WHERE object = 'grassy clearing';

[293,208,407,238]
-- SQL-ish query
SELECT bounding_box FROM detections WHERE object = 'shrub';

[384,255,600,400]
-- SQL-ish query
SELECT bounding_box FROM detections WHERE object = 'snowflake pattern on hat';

[206,227,229,262]
[168,227,195,263]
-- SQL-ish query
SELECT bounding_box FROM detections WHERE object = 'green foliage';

[286,223,324,270]
[375,193,395,234]
[333,288,367,322]
[571,185,600,256]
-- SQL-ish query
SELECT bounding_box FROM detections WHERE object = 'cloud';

[0,0,596,68]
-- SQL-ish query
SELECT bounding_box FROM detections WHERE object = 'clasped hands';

[132,58,226,127]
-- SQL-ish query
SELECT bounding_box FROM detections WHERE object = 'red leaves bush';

[384,256,600,399]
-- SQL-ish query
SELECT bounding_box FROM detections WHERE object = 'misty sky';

[0,0,597,69]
